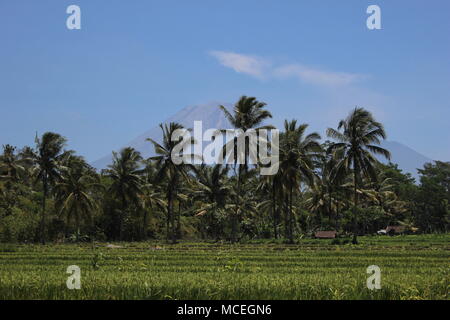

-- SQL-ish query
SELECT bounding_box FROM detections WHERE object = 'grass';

[0,234,448,300]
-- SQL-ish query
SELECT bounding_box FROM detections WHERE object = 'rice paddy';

[0,234,448,300]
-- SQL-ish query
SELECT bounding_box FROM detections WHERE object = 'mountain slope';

[92,102,232,169]
[378,140,432,180]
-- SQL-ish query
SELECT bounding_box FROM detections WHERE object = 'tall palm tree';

[105,147,144,240]
[33,132,67,244]
[192,164,230,240]
[279,120,321,243]
[326,107,390,243]
[55,156,103,241]
[147,122,193,243]
[219,96,273,242]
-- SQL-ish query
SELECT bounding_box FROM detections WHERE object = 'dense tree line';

[0,97,448,243]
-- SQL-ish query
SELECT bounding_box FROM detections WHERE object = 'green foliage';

[415,161,450,232]
[0,102,449,244]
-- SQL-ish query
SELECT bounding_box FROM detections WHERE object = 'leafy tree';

[256,172,283,238]
[105,147,144,240]
[416,161,450,232]
[3,99,450,244]
[192,164,230,240]
[327,107,390,243]
[148,122,192,243]
[32,132,68,244]
[140,160,166,240]
[0,145,28,215]
[219,96,273,242]
[279,120,321,243]
[55,156,103,241]
[0,145,27,183]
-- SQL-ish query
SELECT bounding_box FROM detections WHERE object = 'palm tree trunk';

[289,185,294,244]
[353,170,359,244]
[335,201,340,231]
[213,204,220,241]
[177,200,181,240]
[143,207,148,241]
[284,194,289,239]
[167,187,173,243]
[231,164,241,243]
[231,215,238,243]
[272,181,278,239]
[328,185,333,228]
[75,211,80,242]
[170,180,178,244]
[40,178,48,244]
[120,193,126,241]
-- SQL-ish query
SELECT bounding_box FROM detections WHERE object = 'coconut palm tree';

[33,132,68,244]
[279,120,321,243]
[191,164,230,240]
[55,156,103,241]
[105,147,144,240]
[326,107,391,243]
[0,145,28,215]
[306,145,347,230]
[224,170,259,241]
[219,96,273,242]
[0,145,27,183]
[256,172,283,238]
[364,174,408,222]
[140,160,166,240]
[147,122,194,243]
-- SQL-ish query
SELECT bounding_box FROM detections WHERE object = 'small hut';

[314,231,337,239]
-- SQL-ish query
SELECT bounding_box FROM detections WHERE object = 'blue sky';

[1,0,449,162]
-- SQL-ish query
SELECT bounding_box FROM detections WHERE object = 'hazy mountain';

[378,140,432,181]
[92,102,232,169]
[92,103,433,181]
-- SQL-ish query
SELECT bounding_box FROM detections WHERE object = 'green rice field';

[0,234,448,300]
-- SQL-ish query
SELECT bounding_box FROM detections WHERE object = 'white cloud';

[274,64,365,87]
[209,51,269,80]
[209,51,366,87]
